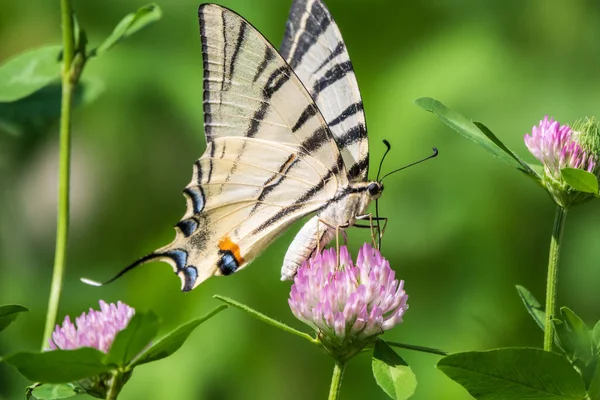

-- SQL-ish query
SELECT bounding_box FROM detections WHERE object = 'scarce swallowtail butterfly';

[87,0,389,292]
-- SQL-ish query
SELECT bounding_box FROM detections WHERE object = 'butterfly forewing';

[150,4,348,291]
[280,0,369,182]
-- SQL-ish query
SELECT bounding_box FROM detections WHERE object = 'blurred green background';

[2,0,600,399]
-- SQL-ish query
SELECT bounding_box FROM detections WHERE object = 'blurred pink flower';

[48,300,135,353]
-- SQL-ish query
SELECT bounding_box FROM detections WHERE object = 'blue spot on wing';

[182,266,198,292]
[184,187,205,214]
[217,251,239,275]
[176,218,198,237]
[163,250,198,292]
[164,249,188,269]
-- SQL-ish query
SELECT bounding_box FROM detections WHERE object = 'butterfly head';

[367,181,384,200]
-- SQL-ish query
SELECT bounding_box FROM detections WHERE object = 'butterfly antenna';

[375,140,392,249]
[375,147,438,249]
[80,253,162,287]
[376,139,392,181]
[380,147,438,182]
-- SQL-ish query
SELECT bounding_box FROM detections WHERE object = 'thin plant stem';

[328,361,346,400]
[42,0,76,350]
[543,206,568,351]
[213,295,318,344]
[386,341,448,356]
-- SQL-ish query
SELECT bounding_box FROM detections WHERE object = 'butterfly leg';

[355,214,388,249]
[317,218,350,268]
[354,213,376,246]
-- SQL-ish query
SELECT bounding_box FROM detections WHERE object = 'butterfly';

[86,0,388,292]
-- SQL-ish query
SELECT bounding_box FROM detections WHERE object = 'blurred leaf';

[105,311,159,368]
[0,304,28,333]
[588,359,600,400]
[0,77,104,136]
[131,305,227,368]
[0,46,61,102]
[438,348,586,399]
[560,307,593,362]
[31,383,83,399]
[561,168,599,194]
[93,4,162,56]
[372,340,417,400]
[515,285,545,331]
[414,97,539,178]
[3,348,110,383]
[593,321,600,352]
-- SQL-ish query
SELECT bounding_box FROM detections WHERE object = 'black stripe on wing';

[281,0,332,70]
[225,21,247,90]
[250,154,301,214]
[327,102,363,128]
[252,153,344,234]
[253,46,275,83]
[312,60,353,98]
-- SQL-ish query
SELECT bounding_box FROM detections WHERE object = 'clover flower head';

[524,116,600,207]
[524,116,597,180]
[48,300,135,353]
[288,244,408,358]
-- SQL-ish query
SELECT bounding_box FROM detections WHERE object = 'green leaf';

[593,321,600,352]
[560,307,594,362]
[515,285,545,331]
[0,46,62,102]
[414,97,539,178]
[588,358,600,400]
[372,340,417,400]
[93,4,162,56]
[561,168,599,194]
[437,348,587,400]
[31,383,83,399]
[473,121,538,177]
[0,304,28,333]
[554,319,576,357]
[3,348,110,383]
[105,311,159,368]
[0,77,104,137]
[131,305,227,368]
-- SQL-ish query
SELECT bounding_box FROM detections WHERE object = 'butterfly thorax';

[280,180,383,280]
[316,181,383,228]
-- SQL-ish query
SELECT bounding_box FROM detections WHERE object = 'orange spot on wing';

[218,236,245,265]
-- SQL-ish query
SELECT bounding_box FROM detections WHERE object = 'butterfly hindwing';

[151,3,349,291]
[280,0,369,182]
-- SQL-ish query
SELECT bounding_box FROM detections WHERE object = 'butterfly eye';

[367,183,382,196]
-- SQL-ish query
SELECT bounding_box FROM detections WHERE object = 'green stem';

[105,372,122,400]
[543,206,568,351]
[41,0,76,350]
[386,341,448,356]
[328,361,346,400]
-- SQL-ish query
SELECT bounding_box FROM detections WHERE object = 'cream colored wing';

[122,4,348,291]
[280,0,369,182]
